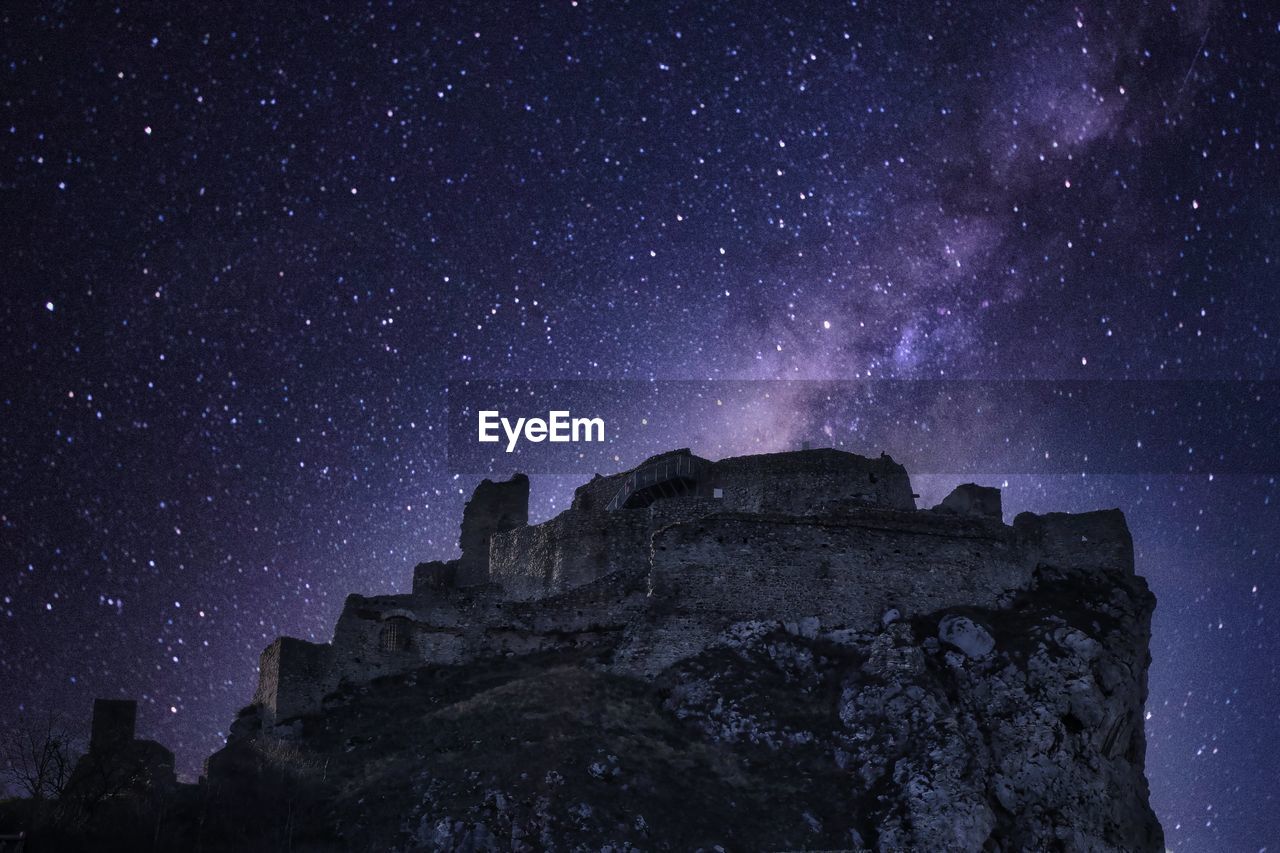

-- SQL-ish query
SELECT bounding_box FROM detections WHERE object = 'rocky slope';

[207,561,1162,851]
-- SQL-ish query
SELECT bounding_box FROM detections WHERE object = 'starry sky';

[2,1,1277,848]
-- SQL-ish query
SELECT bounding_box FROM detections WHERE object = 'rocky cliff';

[201,449,1162,852]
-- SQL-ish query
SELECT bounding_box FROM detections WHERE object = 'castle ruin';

[246,448,1134,727]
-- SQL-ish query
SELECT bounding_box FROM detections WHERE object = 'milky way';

[2,2,1277,848]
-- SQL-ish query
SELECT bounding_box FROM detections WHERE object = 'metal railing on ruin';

[606,454,708,511]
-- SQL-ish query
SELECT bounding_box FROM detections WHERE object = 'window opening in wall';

[379,616,413,653]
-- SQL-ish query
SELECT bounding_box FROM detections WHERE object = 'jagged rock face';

[212,563,1160,852]
[661,564,1161,851]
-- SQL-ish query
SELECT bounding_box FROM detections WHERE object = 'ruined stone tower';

[68,699,176,798]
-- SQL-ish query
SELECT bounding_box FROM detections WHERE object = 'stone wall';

[456,473,529,586]
[611,506,1135,676]
[503,563,650,634]
[314,573,648,697]
[646,511,1026,632]
[710,449,916,514]
[488,507,652,600]
[648,495,724,531]
[327,592,477,687]
[489,494,739,601]
[413,559,459,596]
[1014,509,1134,574]
[254,637,332,723]
[486,449,915,601]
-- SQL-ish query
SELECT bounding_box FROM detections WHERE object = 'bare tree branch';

[1,709,83,800]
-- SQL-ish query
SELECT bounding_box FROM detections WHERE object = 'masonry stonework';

[455,472,529,586]
[252,636,332,725]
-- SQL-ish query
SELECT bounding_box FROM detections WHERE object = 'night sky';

[2,2,1278,849]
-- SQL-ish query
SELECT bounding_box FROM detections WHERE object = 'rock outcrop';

[207,448,1162,851]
